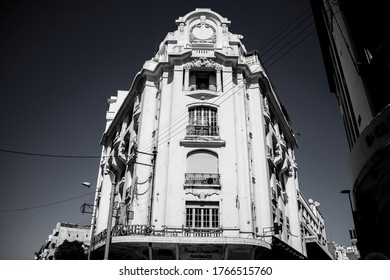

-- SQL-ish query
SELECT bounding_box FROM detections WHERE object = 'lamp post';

[81,182,99,260]
[104,169,117,260]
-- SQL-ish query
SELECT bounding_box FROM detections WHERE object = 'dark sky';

[0,0,352,259]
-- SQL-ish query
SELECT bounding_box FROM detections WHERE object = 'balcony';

[184,173,220,187]
[185,84,218,99]
[180,125,225,148]
[189,84,217,91]
[186,125,219,137]
[183,227,222,237]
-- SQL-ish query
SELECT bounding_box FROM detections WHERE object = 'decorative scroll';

[184,57,222,70]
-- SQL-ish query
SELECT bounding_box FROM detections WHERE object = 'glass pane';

[211,110,217,126]
[203,108,210,127]
[203,209,210,228]
[196,109,202,125]
[189,110,194,125]
[212,209,219,228]
[195,208,202,228]
[186,208,193,227]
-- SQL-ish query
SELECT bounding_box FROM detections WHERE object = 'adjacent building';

[311,0,390,259]
[35,222,90,260]
[298,192,332,259]
[90,8,331,260]
[328,242,359,260]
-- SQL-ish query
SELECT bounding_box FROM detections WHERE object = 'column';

[183,65,190,91]
[216,65,222,93]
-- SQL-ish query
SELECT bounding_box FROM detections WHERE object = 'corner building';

[91,9,330,260]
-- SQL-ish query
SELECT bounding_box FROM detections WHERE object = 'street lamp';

[81,182,99,260]
[104,169,117,260]
[82,182,92,188]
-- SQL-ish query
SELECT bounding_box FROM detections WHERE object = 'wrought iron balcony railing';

[184,173,220,186]
[183,227,222,237]
[186,125,219,136]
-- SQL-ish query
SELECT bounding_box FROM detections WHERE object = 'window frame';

[187,106,218,136]
[185,202,219,229]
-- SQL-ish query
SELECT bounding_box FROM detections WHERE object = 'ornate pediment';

[190,20,216,44]
[185,57,222,70]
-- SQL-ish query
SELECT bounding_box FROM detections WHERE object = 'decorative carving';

[183,63,192,70]
[215,64,223,71]
[190,21,216,44]
[179,23,185,33]
[187,57,216,68]
[185,192,219,199]
[221,23,228,35]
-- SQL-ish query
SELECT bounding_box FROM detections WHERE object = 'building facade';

[311,0,390,259]
[328,242,359,260]
[298,192,332,259]
[90,8,330,260]
[35,222,90,260]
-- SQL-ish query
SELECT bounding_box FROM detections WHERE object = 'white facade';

[91,8,329,260]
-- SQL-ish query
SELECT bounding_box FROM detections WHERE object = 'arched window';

[187,106,218,136]
[185,150,220,186]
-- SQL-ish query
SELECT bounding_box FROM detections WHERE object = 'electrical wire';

[139,25,317,152]
[0,148,102,159]
[260,8,313,57]
[1,2,320,159]
[137,2,316,152]
[262,23,316,65]
[257,3,311,50]
[0,192,95,213]
[264,29,316,68]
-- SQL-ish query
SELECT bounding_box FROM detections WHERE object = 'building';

[35,222,90,260]
[90,8,331,260]
[311,0,390,259]
[298,192,333,259]
[328,242,359,260]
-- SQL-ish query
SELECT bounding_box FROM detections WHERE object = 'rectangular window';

[188,71,216,91]
[185,202,219,228]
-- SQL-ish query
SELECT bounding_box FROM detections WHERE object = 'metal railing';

[186,125,219,136]
[184,173,220,185]
[93,225,224,245]
[188,84,217,91]
[183,227,222,237]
